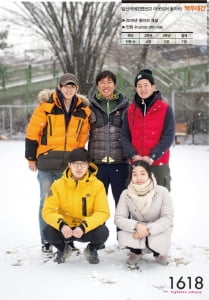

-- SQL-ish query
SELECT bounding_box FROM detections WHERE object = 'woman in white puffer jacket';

[115,160,174,268]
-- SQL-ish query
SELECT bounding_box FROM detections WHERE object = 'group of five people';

[25,69,175,268]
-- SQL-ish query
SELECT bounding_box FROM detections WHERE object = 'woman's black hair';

[127,160,152,185]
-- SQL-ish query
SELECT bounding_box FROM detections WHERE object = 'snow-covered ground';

[0,141,209,300]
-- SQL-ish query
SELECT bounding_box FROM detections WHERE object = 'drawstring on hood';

[141,99,146,116]
[135,91,160,115]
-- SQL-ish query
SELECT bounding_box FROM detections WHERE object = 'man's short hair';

[68,148,90,163]
[96,70,116,85]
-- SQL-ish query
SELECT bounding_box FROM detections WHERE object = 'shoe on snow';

[54,244,72,264]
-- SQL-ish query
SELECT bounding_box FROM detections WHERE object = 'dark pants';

[43,224,109,252]
[151,164,171,191]
[95,163,129,206]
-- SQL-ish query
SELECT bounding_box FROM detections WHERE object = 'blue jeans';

[37,170,62,244]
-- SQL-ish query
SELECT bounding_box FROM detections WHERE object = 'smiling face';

[131,165,149,185]
[97,76,116,99]
[135,79,155,99]
[69,161,89,180]
[60,83,78,101]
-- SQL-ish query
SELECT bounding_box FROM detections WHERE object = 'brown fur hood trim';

[38,89,54,103]
[76,93,90,106]
[37,89,89,106]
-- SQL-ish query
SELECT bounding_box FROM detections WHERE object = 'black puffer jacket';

[88,91,129,163]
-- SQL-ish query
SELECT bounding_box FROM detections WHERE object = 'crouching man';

[42,148,110,264]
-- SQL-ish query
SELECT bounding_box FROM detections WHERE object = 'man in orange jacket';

[25,73,91,257]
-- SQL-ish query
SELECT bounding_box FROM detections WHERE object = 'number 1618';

[169,276,203,290]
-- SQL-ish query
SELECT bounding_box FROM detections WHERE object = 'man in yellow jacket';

[42,148,110,264]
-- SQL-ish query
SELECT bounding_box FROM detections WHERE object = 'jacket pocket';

[37,150,70,171]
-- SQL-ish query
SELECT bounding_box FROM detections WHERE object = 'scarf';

[127,174,157,215]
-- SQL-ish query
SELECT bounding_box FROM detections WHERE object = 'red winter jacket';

[127,99,170,165]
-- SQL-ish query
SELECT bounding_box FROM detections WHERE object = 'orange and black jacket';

[25,89,91,162]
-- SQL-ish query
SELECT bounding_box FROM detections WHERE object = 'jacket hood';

[53,90,90,109]
[133,90,162,113]
[92,90,128,103]
[134,90,162,104]
[62,161,98,182]
[38,89,54,103]
[76,93,90,106]
[91,90,129,111]
[37,88,90,108]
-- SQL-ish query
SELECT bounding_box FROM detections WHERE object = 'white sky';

[0,1,120,59]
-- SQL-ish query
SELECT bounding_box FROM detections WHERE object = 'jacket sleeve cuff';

[128,151,137,160]
[79,224,85,234]
[150,153,157,161]
[59,221,68,231]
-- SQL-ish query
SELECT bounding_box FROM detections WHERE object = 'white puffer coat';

[115,185,174,255]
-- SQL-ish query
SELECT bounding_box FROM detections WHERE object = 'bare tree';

[3,2,120,95]
[0,29,8,50]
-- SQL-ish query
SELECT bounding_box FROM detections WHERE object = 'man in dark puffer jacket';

[89,70,129,207]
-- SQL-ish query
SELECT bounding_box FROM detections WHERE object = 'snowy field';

[0,141,209,300]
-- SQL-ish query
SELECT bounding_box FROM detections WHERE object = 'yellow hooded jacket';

[42,162,110,233]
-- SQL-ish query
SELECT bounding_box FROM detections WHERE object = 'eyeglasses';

[71,162,88,168]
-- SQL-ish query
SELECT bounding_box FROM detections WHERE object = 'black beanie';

[134,69,155,86]
[68,148,90,163]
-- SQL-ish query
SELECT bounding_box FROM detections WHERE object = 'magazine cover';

[0,0,208,299]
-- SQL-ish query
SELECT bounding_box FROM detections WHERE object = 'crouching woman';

[115,160,174,268]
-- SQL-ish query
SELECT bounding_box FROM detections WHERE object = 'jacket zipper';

[76,119,84,141]
[48,116,52,136]
[82,197,87,216]
[107,100,110,163]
